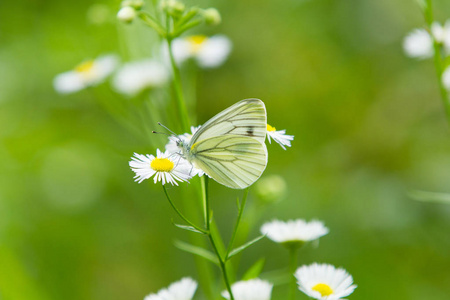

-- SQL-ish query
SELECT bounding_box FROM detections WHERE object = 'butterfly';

[176,99,268,189]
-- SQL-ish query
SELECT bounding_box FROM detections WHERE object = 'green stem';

[203,177,235,300]
[167,37,191,131]
[289,247,298,300]
[225,189,249,259]
[162,185,207,234]
[138,12,166,37]
[424,0,450,124]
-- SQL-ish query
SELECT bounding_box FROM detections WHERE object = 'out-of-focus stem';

[289,247,298,300]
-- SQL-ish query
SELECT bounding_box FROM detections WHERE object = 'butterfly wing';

[190,99,267,145]
[191,135,268,189]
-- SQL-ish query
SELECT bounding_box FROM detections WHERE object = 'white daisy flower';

[112,59,170,96]
[266,124,294,150]
[144,277,197,300]
[167,34,232,68]
[261,219,329,248]
[53,54,119,94]
[295,263,357,300]
[222,279,273,300]
[129,149,194,185]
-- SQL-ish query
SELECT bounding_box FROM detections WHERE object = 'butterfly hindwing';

[190,99,267,145]
[191,135,268,189]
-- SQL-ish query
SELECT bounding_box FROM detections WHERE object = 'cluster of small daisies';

[53,33,231,95]
[142,219,356,299]
[129,124,293,186]
[403,20,450,90]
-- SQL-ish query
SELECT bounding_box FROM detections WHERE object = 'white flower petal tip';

[129,149,194,186]
[53,54,119,94]
[260,219,329,246]
[266,124,294,150]
[112,59,170,96]
[222,279,273,300]
[442,66,450,90]
[144,277,198,300]
[295,263,357,300]
[166,35,232,68]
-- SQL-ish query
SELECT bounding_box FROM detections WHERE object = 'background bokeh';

[1,0,450,299]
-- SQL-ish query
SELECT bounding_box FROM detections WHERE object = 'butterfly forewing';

[190,99,267,145]
[191,135,268,189]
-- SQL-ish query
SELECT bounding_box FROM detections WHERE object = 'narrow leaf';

[174,240,219,265]
[173,223,206,234]
[227,235,265,260]
[242,258,265,280]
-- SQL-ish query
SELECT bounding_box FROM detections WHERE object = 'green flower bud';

[121,0,144,10]
[117,6,136,23]
[161,0,185,18]
[202,8,221,26]
[254,175,287,204]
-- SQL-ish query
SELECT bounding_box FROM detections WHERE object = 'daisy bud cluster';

[160,0,185,18]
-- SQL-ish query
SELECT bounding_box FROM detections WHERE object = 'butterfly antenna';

[157,122,178,136]
[152,131,171,136]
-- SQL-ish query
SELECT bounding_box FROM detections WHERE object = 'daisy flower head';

[221,279,273,300]
[112,59,170,96]
[261,219,329,249]
[53,54,119,94]
[403,28,434,59]
[295,263,357,300]
[266,124,294,150]
[144,277,197,300]
[167,34,232,68]
[129,149,194,185]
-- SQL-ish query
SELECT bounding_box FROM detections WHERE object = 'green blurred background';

[2,0,450,299]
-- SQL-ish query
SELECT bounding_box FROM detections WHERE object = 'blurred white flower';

[53,54,118,94]
[167,35,232,68]
[222,279,273,300]
[261,219,329,246]
[129,149,194,185]
[266,124,294,150]
[403,28,434,59]
[112,59,170,96]
[295,263,357,300]
[442,66,450,90]
[144,277,197,300]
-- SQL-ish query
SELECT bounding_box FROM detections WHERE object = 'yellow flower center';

[267,124,276,132]
[187,35,208,53]
[150,158,174,172]
[312,283,334,297]
[75,60,95,73]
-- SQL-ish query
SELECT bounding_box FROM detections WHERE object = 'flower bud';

[121,0,144,10]
[117,6,136,23]
[203,8,221,26]
[161,0,185,18]
[254,175,287,204]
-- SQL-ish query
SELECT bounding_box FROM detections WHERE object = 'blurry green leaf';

[227,235,265,260]
[174,240,219,265]
[409,190,450,204]
[173,223,206,234]
[241,258,265,281]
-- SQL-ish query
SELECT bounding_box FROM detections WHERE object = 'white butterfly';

[176,99,268,189]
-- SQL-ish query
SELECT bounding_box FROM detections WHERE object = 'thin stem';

[289,247,298,300]
[225,189,249,259]
[424,0,450,124]
[167,37,191,131]
[202,177,235,300]
[162,185,207,234]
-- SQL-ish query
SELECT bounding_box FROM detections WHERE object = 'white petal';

[196,35,232,68]
[403,29,434,59]
[53,71,86,94]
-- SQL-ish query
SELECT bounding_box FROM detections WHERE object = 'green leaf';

[173,223,206,234]
[174,240,219,265]
[227,235,265,260]
[241,258,265,281]
[409,190,450,204]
